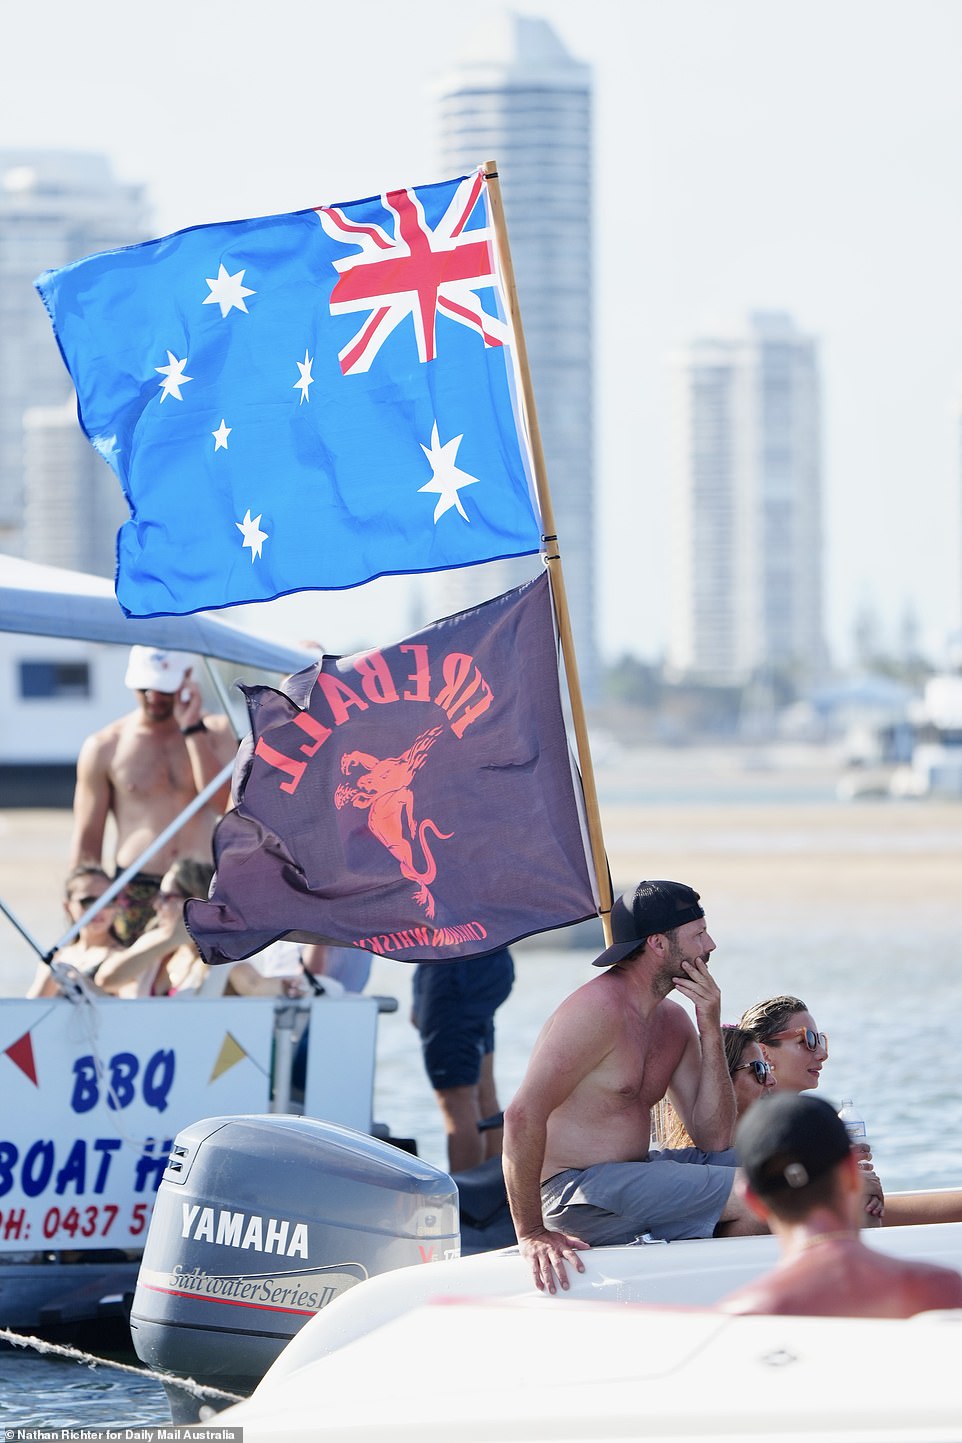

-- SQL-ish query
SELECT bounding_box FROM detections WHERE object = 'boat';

[210,1276,962,1443]
[832,659,962,801]
[0,556,424,1333]
[113,1098,962,1432]
[132,1124,962,1441]
[889,670,962,798]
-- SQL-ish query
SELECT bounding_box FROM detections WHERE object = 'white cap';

[124,646,194,693]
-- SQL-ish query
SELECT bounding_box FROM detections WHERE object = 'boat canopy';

[0,553,315,675]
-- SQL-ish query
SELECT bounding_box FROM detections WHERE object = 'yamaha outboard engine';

[130,1114,459,1420]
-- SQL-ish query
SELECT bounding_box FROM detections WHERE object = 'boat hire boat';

[0,555,398,1333]
[0,555,513,1336]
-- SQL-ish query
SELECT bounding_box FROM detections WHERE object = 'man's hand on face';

[672,954,722,1029]
[172,670,203,731]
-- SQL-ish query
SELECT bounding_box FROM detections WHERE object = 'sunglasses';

[767,1027,828,1055]
[71,894,115,909]
[732,1059,773,1085]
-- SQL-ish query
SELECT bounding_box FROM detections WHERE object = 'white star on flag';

[212,419,231,450]
[418,422,480,523]
[155,351,192,402]
[293,349,314,404]
[204,263,255,318]
[236,508,268,560]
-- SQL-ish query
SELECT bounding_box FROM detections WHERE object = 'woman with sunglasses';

[740,994,885,1221]
[661,1025,774,1149]
[741,995,962,1228]
[26,864,123,998]
[738,995,828,1095]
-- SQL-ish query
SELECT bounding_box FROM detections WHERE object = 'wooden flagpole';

[482,160,613,946]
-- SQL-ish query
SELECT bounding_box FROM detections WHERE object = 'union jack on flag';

[320,170,509,374]
[35,170,542,619]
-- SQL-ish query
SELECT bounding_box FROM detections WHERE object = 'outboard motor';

[130,1114,459,1420]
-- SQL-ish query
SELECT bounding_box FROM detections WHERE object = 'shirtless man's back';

[71,646,235,939]
[719,1092,962,1318]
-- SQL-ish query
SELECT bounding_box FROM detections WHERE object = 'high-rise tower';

[433,14,597,699]
[668,311,826,686]
[0,150,146,569]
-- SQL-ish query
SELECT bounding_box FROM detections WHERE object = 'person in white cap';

[69,646,236,942]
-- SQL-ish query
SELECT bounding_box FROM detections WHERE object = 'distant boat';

[889,672,962,798]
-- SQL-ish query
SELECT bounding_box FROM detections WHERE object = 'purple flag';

[186,573,597,964]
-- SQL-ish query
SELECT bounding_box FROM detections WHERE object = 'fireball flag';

[185,573,597,964]
[35,170,542,619]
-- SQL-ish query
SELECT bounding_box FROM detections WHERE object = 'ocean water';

[2,783,961,1424]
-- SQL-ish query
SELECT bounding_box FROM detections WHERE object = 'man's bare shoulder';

[531,972,628,1053]
[79,711,139,757]
[658,994,699,1035]
[908,1260,962,1311]
[198,713,238,752]
[202,713,234,734]
[720,1255,962,1319]
[555,970,632,1022]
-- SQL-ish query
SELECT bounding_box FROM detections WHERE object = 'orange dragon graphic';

[334,726,452,919]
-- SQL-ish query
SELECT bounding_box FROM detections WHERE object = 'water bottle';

[838,1099,867,1141]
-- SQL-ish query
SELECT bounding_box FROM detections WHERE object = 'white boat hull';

[215,1227,962,1441]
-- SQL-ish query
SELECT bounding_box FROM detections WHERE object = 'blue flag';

[185,573,597,964]
[35,170,542,618]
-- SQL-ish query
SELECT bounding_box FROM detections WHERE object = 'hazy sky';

[6,0,962,666]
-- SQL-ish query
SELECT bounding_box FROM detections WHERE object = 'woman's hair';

[660,1024,757,1150]
[64,863,110,898]
[722,1024,757,1074]
[739,995,807,1043]
[165,857,214,901]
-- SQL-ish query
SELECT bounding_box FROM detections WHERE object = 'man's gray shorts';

[540,1146,737,1246]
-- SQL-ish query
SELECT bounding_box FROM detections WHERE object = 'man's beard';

[657,932,702,994]
[142,694,175,722]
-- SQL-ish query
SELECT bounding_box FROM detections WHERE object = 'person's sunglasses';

[72,894,115,909]
[732,1059,773,1085]
[767,1027,828,1055]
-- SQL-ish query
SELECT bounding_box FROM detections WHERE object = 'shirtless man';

[70,646,236,942]
[719,1093,962,1316]
[503,880,764,1293]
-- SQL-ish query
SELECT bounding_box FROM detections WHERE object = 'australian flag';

[35,170,542,619]
[185,573,597,965]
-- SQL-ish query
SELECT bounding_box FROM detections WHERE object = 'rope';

[0,1327,245,1406]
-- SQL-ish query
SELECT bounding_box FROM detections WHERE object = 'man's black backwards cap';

[592,880,704,968]
[736,1093,851,1195]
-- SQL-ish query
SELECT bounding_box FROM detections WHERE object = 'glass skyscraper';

[432,14,597,700]
[0,150,146,570]
[668,311,826,686]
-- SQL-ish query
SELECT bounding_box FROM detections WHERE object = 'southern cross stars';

[418,423,480,523]
[212,420,231,450]
[236,509,268,561]
[293,350,314,403]
[156,351,192,402]
[204,263,255,318]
